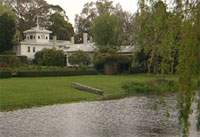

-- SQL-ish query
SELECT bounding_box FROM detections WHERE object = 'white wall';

[20,44,53,59]
[25,33,50,44]
[35,33,50,43]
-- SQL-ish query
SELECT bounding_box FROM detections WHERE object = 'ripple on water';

[0,95,199,137]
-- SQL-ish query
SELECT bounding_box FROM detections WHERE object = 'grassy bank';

[0,74,176,111]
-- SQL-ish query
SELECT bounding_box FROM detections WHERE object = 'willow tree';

[136,0,171,73]
[136,0,200,136]
[172,0,200,135]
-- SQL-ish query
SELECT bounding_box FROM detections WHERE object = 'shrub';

[94,48,132,74]
[17,56,27,64]
[0,55,21,69]
[122,81,152,94]
[69,50,91,67]
[93,47,117,72]
[33,49,65,66]
[43,49,65,66]
[152,78,178,93]
[33,49,45,65]
[121,78,177,95]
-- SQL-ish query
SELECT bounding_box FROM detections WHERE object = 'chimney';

[53,36,57,48]
[71,37,74,44]
[83,33,88,45]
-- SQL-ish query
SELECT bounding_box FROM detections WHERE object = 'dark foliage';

[0,72,12,78]
[121,78,178,95]
[0,12,16,53]
[16,70,98,77]
[94,48,132,74]
[48,13,74,40]
[0,55,21,69]
[33,49,65,66]
[69,50,91,67]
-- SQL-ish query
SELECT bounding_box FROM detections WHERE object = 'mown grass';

[0,73,177,111]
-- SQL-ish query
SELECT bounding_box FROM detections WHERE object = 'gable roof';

[60,43,96,53]
[24,27,52,34]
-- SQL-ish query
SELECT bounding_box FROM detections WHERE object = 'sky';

[46,0,138,27]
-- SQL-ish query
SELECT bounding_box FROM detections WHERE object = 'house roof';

[60,43,96,53]
[118,46,135,53]
[60,43,135,54]
[19,41,53,46]
[24,27,52,34]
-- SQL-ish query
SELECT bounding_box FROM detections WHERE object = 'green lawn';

[0,73,174,111]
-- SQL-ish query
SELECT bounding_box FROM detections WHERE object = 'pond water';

[0,95,200,137]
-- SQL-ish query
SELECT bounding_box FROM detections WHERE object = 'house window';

[30,35,33,39]
[33,47,36,52]
[46,36,48,40]
[34,36,35,39]
[28,47,30,52]
[38,36,40,39]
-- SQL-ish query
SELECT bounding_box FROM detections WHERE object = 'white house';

[13,23,135,67]
[13,24,96,66]
[13,26,53,59]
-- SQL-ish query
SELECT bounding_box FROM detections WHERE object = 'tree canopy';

[0,0,16,53]
[75,0,116,43]
[135,0,200,135]
[75,0,135,45]
[91,13,122,48]
[2,0,70,39]
[48,13,74,40]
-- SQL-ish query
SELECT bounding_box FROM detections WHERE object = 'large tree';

[75,0,134,44]
[91,13,122,48]
[135,0,176,73]
[135,0,200,136]
[117,11,135,45]
[0,0,16,53]
[75,0,116,43]
[175,0,200,135]
[2,0,67,39]
[48,13,74,40]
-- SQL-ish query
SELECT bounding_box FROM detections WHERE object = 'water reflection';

[0,95,199,137]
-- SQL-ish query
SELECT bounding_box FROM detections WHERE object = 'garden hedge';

[131,66,148,74]
[17,56,27,64]
[16,70,98,77]
[0,72,12,78]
